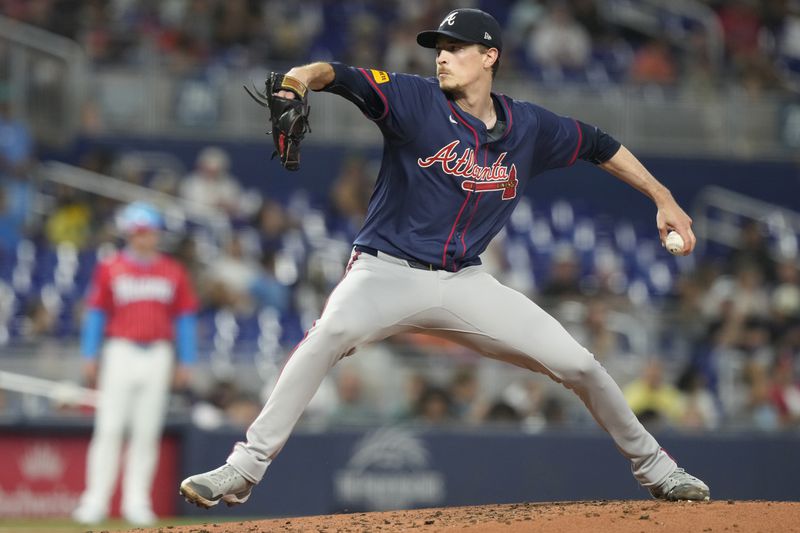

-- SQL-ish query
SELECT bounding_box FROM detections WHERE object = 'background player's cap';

[416,9,502,52]
[117,201,163,234]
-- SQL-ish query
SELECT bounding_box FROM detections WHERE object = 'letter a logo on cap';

[442,12,457,26]
[484,32,492,40]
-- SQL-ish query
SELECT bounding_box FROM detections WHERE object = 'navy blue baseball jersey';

[323,63,620,271]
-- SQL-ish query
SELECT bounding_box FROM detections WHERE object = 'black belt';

[354,245,443,271]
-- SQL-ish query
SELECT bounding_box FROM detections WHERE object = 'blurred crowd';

[1,0,800,94]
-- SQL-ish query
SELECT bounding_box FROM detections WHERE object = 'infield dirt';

[129,500,799,532]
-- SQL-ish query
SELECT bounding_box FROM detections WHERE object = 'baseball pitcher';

[181,8,709,508]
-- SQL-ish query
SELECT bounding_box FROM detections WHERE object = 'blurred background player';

[72,202,198,526]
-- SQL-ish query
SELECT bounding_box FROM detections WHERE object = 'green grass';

[0,516,257,533]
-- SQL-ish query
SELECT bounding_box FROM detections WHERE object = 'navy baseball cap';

[417,9,502,52]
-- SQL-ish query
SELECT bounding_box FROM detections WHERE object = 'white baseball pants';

[228,249,676,488]
[77,339,173,516]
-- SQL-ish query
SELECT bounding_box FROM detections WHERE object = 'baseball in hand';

[665,231,684,255]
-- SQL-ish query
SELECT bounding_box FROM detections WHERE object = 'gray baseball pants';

[227,249,676,488]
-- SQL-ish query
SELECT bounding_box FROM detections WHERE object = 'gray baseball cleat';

[649,467,710,501]
[180,464,254,509]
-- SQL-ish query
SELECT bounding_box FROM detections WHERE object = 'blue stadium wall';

[178,427,800,517]
[46,137,800,226]
[3,423,797,518]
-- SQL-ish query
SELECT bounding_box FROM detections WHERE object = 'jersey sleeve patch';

[370,69,390,84]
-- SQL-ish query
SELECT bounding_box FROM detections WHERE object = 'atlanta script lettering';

[417,140,518,200]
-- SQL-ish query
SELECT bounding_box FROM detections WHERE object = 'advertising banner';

[181,426,800,518]
[0,433,178,518]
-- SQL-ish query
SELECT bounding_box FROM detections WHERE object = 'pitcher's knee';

[315,318,362,352]
[562,353,603,386]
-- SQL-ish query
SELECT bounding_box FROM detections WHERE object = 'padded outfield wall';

[178,426,800,517]
[0,423,798,519]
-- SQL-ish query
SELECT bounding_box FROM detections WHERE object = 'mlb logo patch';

[370,69,390,84]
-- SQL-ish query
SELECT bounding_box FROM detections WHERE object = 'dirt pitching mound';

[158,500,800,533]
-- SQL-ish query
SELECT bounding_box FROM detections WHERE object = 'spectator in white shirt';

[180,146,242,216]
[529,1,591,69]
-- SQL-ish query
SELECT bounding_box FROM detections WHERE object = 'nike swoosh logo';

[449,115,457,124]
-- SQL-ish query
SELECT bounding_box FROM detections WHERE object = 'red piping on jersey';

[357,68,389,121]
[443,193,471,269]
[456,96,512,258]
[443,101,481,269]
[567,119,583,166]
[498,95,513,139]
[459,144,489,257]
[460,193,483,257]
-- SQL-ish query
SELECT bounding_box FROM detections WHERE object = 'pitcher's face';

[435,37,493,92]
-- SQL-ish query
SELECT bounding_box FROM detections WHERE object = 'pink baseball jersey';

[86,252,198,342]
